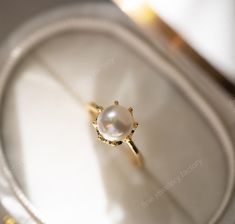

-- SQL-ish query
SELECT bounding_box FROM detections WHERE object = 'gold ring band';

[124,137,143,167]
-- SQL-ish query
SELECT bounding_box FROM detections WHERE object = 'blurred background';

[148,0,235,82]
[0,1,234,224]
[0,0,234,81]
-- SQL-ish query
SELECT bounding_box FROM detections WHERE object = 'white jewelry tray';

[0,2,234,224]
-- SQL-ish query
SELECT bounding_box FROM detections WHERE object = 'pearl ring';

[87,101,143,167]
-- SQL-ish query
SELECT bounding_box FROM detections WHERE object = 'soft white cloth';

[148,0,235,82]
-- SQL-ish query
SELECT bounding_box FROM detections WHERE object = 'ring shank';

[125,138,143,167]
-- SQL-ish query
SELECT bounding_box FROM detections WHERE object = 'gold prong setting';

[114,100,119,105]
[128,107,133,114]
[91,101,138,146]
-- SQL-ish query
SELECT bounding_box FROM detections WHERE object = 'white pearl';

[97,105,133,141]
